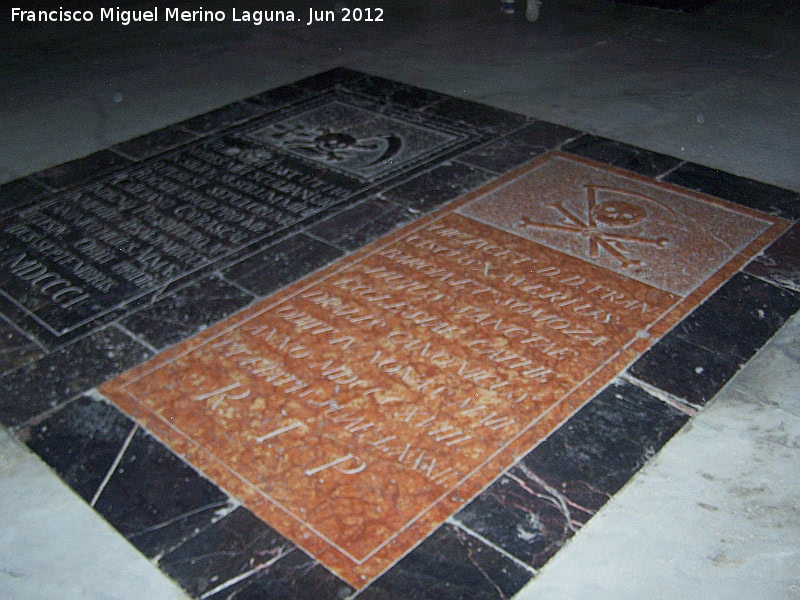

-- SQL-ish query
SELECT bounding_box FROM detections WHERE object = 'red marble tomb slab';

[100,153,786,587]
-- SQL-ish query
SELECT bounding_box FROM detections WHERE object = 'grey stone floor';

[0,428,190,599]
[2,0,799,192]
[1,0,798,597]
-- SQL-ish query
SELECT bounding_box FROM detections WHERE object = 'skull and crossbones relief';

[267,123,403,166]
[518,185,670,269]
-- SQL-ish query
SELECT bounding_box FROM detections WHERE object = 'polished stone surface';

[631,273,800,407]
[746,220,800,293]
[100,153,782,587]
[459,154,781,295]
[2,5,800,593]
[453,380,690,569]
[0,80,488,346]
[0,427,188,600]
[516,311,800,599]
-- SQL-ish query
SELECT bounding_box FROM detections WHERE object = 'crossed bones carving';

[518,185,670,269]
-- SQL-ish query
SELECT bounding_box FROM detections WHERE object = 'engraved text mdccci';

[0,137,353,334]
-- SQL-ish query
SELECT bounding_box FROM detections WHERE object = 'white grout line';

[447,517,539,576]
[89,424,138,507]
[621,372,699,416]
[113,322,158,355]
[656,159,687,181]
[198,545,295,600]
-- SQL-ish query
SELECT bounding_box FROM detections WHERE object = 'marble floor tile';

[121,275,255,350]
[561,134,682,178]
[514,312,800,599]
[356,523,533,600]
[222,234,344,297]
[453,380,689,568]
[0,327,152,427]
[746,219,800,293]
[159,506,352,600]
[308,198,418,252]
[665,162,800,220]
[22,394,138,503]
[90,426,234,560]
[631,273,800,406]
[458,121,580,174]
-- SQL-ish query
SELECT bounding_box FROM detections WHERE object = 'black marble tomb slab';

[0,86,490,346]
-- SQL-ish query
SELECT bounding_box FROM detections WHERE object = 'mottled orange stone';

[100,153,786,587]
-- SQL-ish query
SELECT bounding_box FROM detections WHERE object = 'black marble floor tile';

[21,395,136,503]
[383,162,494,213]
[342,74,447,111]
[357,524,531,600]
[562,134,682,178]
[0,177,48,213]
[223,233,344,297]
[179,102,267,135]
[0,318,43,377]
[665,162,800,220]
[159,506,294,598]
[121,275,255,350]
[745,220,800,293]
[458,121,580,174]
[0,326,152,428]
[93,427,232,559]
[308,198,417,251]
[454,381,689,568]
[610,0,717,11]
[631,273,800,406]
[214,563,353,600]
[669,273,800,362]
[160,507,353,600]
[111,126,199,161]
[30,150,134,191]
[628,333,742,406]
[424,97,529,136]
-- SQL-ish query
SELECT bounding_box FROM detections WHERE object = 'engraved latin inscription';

[100,154,785,587]
[102,211,681,582]
[0,94,480,339]
[0,137,354,335]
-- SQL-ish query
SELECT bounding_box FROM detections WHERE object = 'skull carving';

[592,200,647,227]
